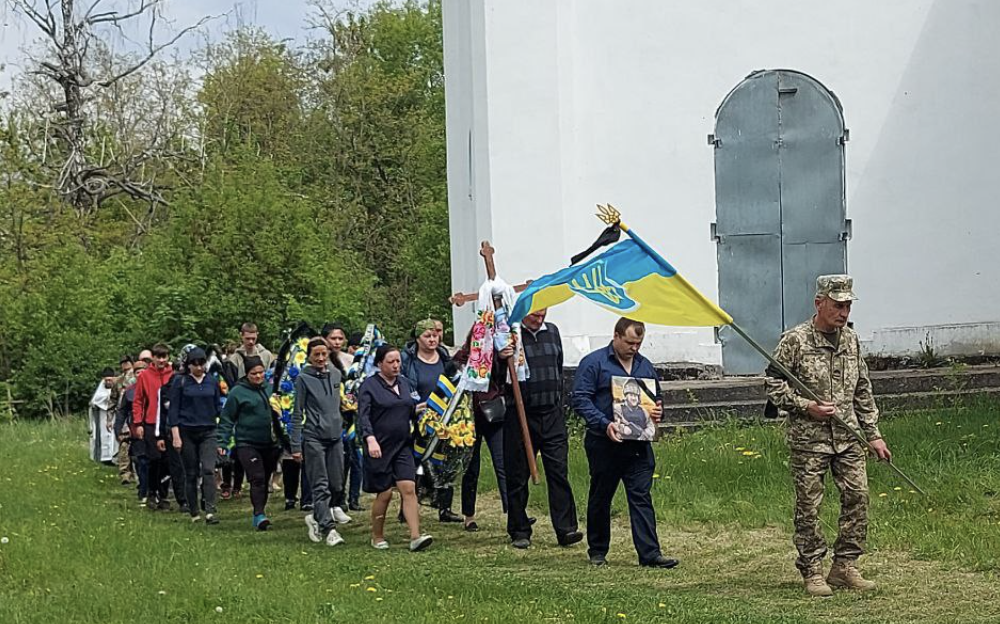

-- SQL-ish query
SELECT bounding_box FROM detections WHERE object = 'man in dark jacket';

[505,309,582,549]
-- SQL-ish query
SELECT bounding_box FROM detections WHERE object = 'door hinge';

[710,222,720,242]
[840,219,853,241]
[708,134,722,148]
[838,129,850,145]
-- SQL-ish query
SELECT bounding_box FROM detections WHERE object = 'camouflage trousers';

[116,438,134,481]
[790,445,869,575]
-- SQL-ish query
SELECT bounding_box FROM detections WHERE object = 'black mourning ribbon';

[570,222,622,265]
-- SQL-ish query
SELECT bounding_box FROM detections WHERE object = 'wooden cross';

[451,240,540,484]
[449,242,531,306]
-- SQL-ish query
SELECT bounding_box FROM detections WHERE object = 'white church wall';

[444,0,1000,367]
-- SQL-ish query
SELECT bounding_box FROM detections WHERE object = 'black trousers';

[282,458,312,506]
[179,427,218,516]
[438,415,507,516]
[235,445,279,516]
[584,432,662,564]
[222,458,245,492]
[504,404,578,541]
[142,434,170,501]
[165,435,187,506]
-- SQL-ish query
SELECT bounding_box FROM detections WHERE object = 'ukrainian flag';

[510,238,732,327]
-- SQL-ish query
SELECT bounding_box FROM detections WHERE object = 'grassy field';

[1,402,999,623]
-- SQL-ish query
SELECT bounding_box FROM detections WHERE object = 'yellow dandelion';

[617,614,627,619]
[255,574,264,579]
[878,493,888,498]
[364,575,375,581]
[741,451,755,457]
[366,587,377,593]
[893,487,902,491]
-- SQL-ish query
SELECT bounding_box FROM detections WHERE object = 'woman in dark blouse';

[358,344,433,552]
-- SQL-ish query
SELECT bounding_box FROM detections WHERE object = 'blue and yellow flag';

[510,238,732,327]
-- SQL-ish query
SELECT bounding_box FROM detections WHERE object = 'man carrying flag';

[765,274,891,597]
[571,317,679,569]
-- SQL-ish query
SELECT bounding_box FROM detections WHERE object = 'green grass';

[2,402,999,623]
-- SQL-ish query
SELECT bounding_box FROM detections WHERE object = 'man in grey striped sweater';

[505,309,582,549]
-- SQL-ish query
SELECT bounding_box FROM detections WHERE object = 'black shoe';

[284,499,297,511]
[438,509,463,523]
[205,513,220,525]
[301,503,314,512]
[177,504,191,514]
[156,499,171,511]
[589,554,608,567]
[511,538,531,549]
[641,555,680,569]
[558,531,584,547]
[528,516,537,526]
[348,501,364,512]
[464,521,480,533]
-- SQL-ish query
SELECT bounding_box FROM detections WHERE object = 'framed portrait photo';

[611,376,657,441]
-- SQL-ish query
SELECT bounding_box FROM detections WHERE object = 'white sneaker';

[305,514,323,543]
[325,528,345,547]
[409,534,433,552]
[371,538,389,550]
[332,506,353,524]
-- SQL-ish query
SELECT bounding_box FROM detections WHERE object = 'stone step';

[656,387,1000,430]
[656,365,1000,406]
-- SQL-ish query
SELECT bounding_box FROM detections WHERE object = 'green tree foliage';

[0,1,449,417]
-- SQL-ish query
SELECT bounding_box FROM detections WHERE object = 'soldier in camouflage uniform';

[765,275,893,597]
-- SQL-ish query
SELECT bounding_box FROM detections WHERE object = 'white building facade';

[443,0,1000,370]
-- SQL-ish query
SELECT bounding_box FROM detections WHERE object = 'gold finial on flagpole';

[595,203,621,225]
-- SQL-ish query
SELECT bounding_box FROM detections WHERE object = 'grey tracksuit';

[291,364,344,534]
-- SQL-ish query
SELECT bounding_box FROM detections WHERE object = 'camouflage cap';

[816,274,858,302]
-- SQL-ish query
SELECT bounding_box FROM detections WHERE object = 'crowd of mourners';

[86,313,681,569]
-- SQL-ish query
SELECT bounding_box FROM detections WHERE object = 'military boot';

[827,562,876,591]
[803,573,833,597]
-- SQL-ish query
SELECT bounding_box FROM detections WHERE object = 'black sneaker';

[641,555,680,569]
[528,516,537,526]
[438,509,463,523]
[284,499,297,511]
[589,554,608,567]
[348,501,364,512]
[464,521,480,533]
[156,499,171,511]
[178,504,191,514]
[558,531,584,547]
[511,538,531,549]
[205,514,220,525]
[301,503,314,512]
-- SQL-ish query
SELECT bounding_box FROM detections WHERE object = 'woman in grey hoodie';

[290,337,347,546]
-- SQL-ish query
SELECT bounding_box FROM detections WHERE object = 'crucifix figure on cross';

[451,241,540,484]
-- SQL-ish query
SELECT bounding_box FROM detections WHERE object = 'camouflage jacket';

[765,319,882,453]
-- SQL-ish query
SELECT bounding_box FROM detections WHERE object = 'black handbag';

[478,395,506,424]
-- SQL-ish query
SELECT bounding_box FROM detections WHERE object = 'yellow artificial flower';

[462,434,475,447]
[281,395,293,410]
[294,352,306,365]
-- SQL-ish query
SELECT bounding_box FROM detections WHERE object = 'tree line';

[0,0,450,418]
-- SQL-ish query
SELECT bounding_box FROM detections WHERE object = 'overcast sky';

[0,0,373,90]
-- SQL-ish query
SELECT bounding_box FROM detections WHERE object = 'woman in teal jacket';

[217,356,280,530]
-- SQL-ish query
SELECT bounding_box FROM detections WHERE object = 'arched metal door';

[711,69,851,374]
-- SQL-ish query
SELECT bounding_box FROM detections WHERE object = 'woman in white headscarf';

[89,367,119,463]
